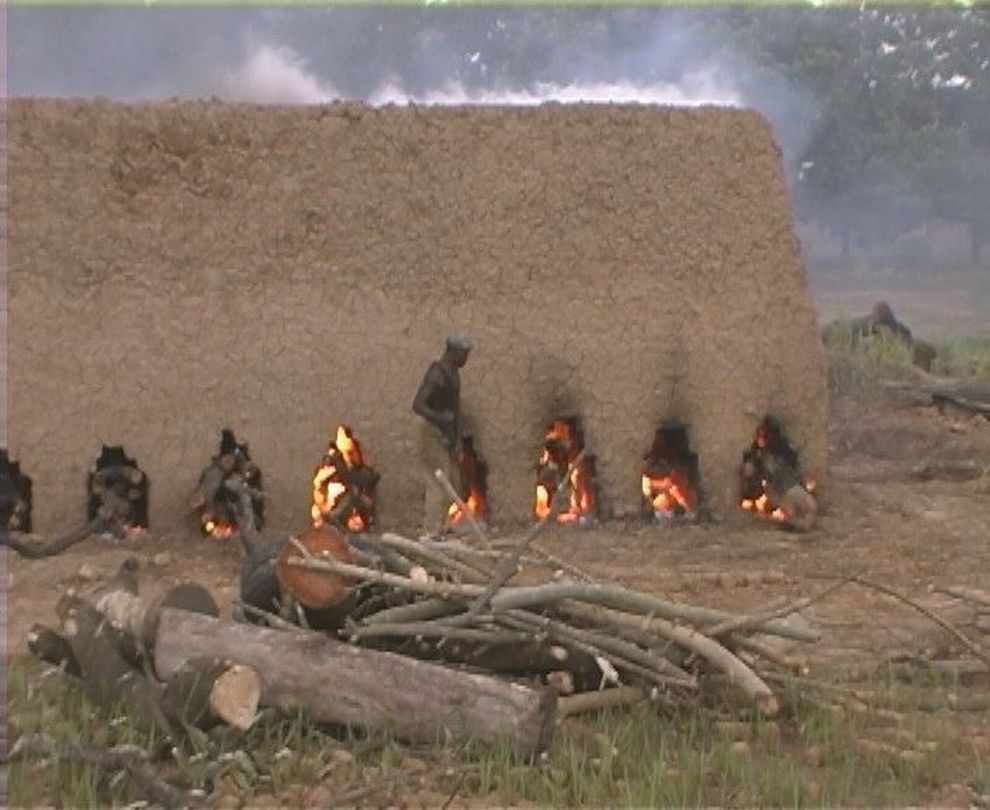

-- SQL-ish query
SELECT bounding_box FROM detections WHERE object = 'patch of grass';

[824,317,917,396]
[932,335,990,379]
[8,654,983,808]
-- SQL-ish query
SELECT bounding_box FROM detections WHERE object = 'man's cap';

[446,335,473,352]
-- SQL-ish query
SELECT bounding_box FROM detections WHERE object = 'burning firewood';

[641,424,700,525]
[534,418,597,525]
[444,435,490,533]
[87,445,149,531]
[311,425,379,533]
[739,418,817,531]
[190,428,265,548]
[0,448,33,533]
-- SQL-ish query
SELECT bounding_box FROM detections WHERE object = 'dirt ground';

[5,375,990,806]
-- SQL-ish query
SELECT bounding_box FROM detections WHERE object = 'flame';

[641,471,695,518]
[312,425,372,532]
[201,514,235,540]
[533,419,596,524]
[446,438,489,527]
[739,421,815,524]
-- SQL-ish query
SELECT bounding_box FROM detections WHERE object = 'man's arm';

[412,364,455,435]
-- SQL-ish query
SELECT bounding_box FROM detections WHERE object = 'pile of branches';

[283,529,820,719]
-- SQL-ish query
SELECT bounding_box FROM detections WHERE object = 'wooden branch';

[1,517,111,559]
[433,469,490,548]
[489,583,819,643]
[847,576,990,669]
[377,532,492,583]
[467,449,588,617]
[557,686,647,718]
[500,610,697,690]
[8,734,194,810]
[706,579,849,639]
[348,622,531,646]
[55,594,180,741]
[559,601,779,716]
[360,598,465,626]
[27,624,82,678]
[154,608,558,757]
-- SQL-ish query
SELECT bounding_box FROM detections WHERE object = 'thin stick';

[433,468,490,548]
[8,734,194,809]
[490,582,819,642]
[847,576,990,669]
[348,621,530,645]
[378,532,492,582]
[502,609,697,689]
[560,601,779,716]
[234,601,308,633]
[284,555,483,601]
[707,578,850,638]
[467,449,588,616]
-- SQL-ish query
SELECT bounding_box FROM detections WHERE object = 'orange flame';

[533,419,596,524]
[641,471,695,517]
[201,514,236,541]
[312,425,372,532]
[447,438,489,527]
[739,419,815,524]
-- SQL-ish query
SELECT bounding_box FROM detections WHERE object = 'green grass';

[8,655,982,808]
[932,336,990,379]
[824,318,990,399]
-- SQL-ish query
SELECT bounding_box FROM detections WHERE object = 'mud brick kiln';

[8,99,827,534]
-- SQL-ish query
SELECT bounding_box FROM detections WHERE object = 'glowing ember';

[641,425,699,524]
[533,418,596,524]
[193,429,265,542]
[87,445,149,530]
[446,436,489,527]
[739,418,814,525]
[312,425,378,532]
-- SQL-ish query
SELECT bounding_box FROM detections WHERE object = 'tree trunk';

[153,608,557,758]
[160,657,262,731]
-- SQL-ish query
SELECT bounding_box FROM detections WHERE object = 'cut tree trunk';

[27,623,82,677]
[160,657,262,731]
[55,594,176,735]
[79,560,218,667]
[154,608,557,758]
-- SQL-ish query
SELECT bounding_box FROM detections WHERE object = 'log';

[160,657,262,731]
[154,608,557,757]
[1,516,116,558]
[84,564,219,666]
[557,686,647,718]
[27,623,82,677]
[55,594,176,736]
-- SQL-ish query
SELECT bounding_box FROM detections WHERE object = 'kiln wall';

[8,99,827,533]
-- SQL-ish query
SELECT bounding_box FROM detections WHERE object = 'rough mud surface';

[8,99,825,532]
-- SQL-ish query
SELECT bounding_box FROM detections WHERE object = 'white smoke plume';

[212,41,741,108]
[369,70,741,107]
[211,43,338,104]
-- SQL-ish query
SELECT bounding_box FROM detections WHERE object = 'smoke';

[210,43,339,104]
[367,69,741,107]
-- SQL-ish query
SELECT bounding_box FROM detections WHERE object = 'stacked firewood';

[276,530,819,721]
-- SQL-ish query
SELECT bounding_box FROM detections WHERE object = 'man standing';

[412,336,472,537]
